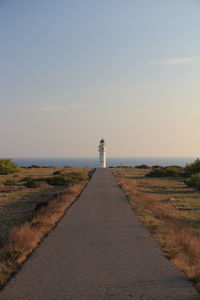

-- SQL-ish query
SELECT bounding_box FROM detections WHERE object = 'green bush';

[20,176,32,182]
[64,172,88,182]
[27,165,40,168]
[52,170,62,175]
[45,176,70,186]
[135,164,150,169]
[24,180,39,188]
[115,166,132,168]
[185,173,200,190]
[0,159,20,175]
[185,159,200,175]
[22,172,88,187]
[46,172,88,186]
[146,166,183,178]
[22,177,45,188]
[152,165,162,168]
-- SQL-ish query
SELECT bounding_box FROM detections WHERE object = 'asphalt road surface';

[0,169,199,300]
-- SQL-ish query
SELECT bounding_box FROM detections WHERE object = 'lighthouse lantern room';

[98,139,106,168]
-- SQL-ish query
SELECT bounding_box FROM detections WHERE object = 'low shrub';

[65,172,88,182]
[185,173,200,190]
[152,165,162,169]
[0,159,20,175]
[20,176,32,182]
[21,172,88,188]
[52,170,62,175]
[46,172,88,186]
[27,165,41,168]
[146,166,183,178]
[22,177,45,188]
[24,180,39,188]
[135,164,150,169]
[185,159,200,175]
[34,201,49,213]
[115,166,132,168]
[45,176,69,186]
[3,179,16,186]
[88,168,96,179]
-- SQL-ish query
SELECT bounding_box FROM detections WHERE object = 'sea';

[12,157,198,168]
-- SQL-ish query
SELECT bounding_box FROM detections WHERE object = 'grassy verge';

[0,167,91,287]
[113,168,200,292]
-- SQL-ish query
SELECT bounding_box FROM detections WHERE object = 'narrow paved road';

[1,169,199,299]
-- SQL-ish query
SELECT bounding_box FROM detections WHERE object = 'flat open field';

[113,167,200,290]
[0,166,90,246]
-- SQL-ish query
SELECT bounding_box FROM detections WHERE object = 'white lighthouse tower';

[98,139,106,168]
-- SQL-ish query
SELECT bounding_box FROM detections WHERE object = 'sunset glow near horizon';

[0,1,199,158]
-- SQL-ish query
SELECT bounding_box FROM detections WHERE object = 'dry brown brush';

[0,181,87,287]
[116,175,200,292]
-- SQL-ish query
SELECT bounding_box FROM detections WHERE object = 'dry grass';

[0,168,90,287]
[113,168,200,291]
[0,166,90,243]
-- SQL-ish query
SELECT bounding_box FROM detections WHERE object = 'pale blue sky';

[0,0,199,157]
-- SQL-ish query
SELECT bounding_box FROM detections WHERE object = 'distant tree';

[0,159,20,175]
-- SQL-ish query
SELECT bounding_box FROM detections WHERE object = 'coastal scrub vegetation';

[146,166,183,178]
[0,159,19,175]
[3,179,16,186]
[186,173,200,190]
[145,159,200,191]
[135,164,151,169]
[19,171,89,188]
[0,166,92,287]
[184,159,200,190]
[113,166,200,292]
[185,159,200,175]
[46,172,88,186]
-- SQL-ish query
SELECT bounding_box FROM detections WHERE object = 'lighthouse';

[98,139,106,168]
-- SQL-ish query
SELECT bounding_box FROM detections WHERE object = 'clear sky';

[0,0,199,157]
